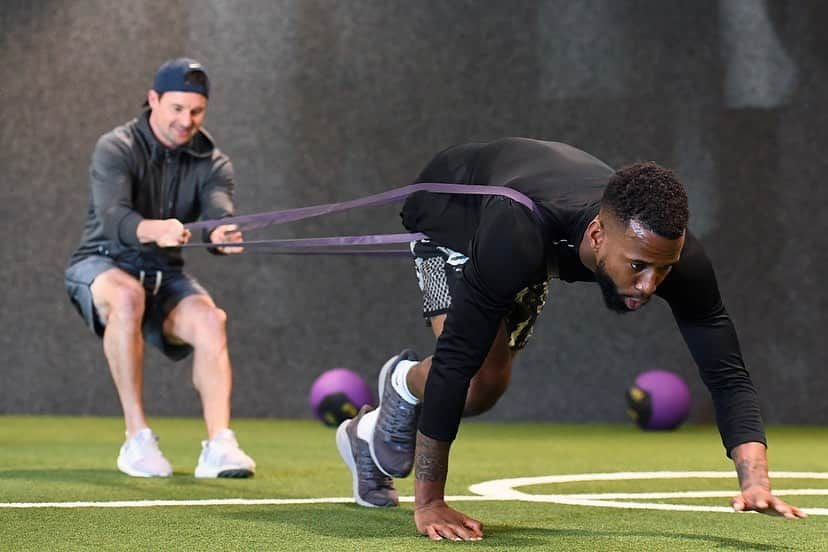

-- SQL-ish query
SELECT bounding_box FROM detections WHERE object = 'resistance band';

[179,183,539,255]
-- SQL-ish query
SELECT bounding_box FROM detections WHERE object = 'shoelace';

[378,380,420,450]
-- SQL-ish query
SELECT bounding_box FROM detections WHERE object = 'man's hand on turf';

[413,431,483,540]
[731,487,807,519]
[415,499,483,541]
[730,441,806,519]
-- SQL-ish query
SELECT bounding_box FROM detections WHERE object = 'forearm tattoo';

[414,432,450,482]
[735,456,770,490]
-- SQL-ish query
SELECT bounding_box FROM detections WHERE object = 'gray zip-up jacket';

[68,110,235,270]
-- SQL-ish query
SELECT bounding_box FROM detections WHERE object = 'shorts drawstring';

[138,270,163,296]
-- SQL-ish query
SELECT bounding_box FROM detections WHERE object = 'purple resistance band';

[180,183,540,255]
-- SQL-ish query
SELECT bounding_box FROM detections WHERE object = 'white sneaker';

[117,428,173,477]
[194,429,256,478]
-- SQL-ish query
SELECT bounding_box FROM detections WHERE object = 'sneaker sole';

[335,418,382,508]
[194,466,254,478]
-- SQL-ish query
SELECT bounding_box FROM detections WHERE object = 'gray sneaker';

[336,405,398,507]
[368,349,420,478]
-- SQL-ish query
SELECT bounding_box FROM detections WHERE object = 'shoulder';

[92,119,142,166]
[473,198,547,274]
[656,231,724,319]
[667,231,715,282]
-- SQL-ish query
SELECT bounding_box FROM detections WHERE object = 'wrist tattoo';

[414,432,449,482]
[735,458,770,490]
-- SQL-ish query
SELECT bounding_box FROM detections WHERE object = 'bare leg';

[406,314,515,416]
[91,268,148,438]
[163,295,232,440]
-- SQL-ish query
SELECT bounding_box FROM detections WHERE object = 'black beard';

[595,260,633,314]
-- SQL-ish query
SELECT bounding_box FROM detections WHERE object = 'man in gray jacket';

[65,58,255,478]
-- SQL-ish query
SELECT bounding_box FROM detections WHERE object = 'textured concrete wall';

[1,1,825,426]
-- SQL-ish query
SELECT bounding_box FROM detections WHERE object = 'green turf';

[1,417,826,551]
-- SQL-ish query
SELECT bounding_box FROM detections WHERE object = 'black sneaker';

[336,405,398,507]
[368,349,420,478]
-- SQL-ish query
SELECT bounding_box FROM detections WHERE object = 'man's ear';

[147,89,159,109]
[587,215,605,251]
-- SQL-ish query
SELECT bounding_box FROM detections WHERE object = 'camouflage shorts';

[411,239,548,351]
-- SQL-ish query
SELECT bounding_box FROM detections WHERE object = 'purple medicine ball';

[309,368,374,427]
[626,370,692,430]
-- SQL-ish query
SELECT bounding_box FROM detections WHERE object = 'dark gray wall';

[2,1,825,425]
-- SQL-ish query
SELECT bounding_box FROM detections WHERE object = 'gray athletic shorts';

[411,239,548,351]
[64,255,209,361]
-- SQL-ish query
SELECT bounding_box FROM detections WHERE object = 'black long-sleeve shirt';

[401,137,765,456]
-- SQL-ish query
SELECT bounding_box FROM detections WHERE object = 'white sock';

[357,409,378,441]
[391,359,420,405]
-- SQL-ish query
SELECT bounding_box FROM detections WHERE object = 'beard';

[595,260,634,314]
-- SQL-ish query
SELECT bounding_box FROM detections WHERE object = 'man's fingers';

[791,506,808,519]
[220,227,242,241]
[772,498,807,520]
[426,526,442,541]
[211,224,239,243]
[213,224,244,254]
[463,518,484,540]
[448,522,483,541]
[464,517,483,532]
[424,523,482,542]
[734,493,807,519]
[436,525,460,541]
[439,531,457,541]
[449,524,475,541]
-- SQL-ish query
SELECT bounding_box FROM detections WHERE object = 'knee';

[104,283,145,324]
[190,306,228,348]
[202,306,228,333]
[462,359,511,417]
[462,394,499,417]
[462,379,507,417]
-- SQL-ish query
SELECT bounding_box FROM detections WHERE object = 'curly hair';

[602,162,689,239]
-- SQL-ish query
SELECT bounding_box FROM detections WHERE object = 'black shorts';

[64,255,209,361]
[411,239,548,351]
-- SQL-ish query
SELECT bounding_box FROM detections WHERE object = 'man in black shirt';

[335,138,805,540]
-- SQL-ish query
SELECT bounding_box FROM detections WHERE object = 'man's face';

[147,90,207,148]
[592,216,685,313]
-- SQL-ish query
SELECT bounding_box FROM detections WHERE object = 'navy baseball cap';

[152,57,210,98]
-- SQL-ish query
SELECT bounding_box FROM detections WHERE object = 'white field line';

[2,471,827,515]
[0,496,496,509]
[467,470,828,515]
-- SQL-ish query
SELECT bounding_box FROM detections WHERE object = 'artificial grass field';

[1,417,826,551]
